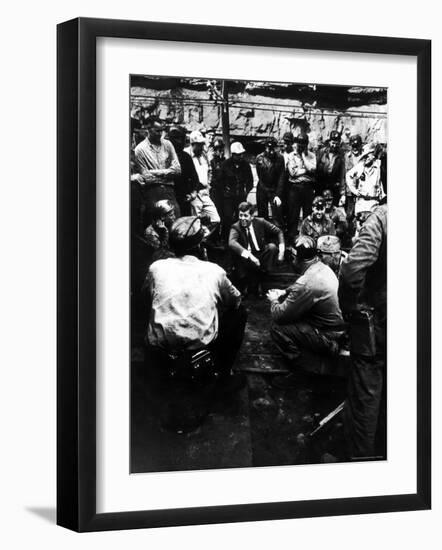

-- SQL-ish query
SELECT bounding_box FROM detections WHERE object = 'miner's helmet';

[293,235,317,261]
[329,130,341,142]
[317,235,341,255]
[213,137,225,150]
[152,199,175,221]
[265,137,278,148]
[350,134,362,148]
[169,216,205,254]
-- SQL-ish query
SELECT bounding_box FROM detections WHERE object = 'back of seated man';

[228,201,285,296]
[267,235,345,387]
[144,216,247,398]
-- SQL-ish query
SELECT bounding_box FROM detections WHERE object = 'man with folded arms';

[134,116,181,223]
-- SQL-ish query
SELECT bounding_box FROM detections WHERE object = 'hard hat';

[169,216,205,251]
[189,130,206,144]
[230,142,246,154]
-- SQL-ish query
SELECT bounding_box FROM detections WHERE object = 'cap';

[312,196,325,208]
[350,134,362,147]
[168,126,186,139]
[213,138,225,149]
[294,235,317,261]
[282,132,294,143]
[322,189,333,201]
[189,130,206,144]
[329,130,341,141]
[265,137,277,147]
[169,216,205,251]
[317,235,341,254]
[152,199,175,219]
[360,143,376,159]
[231,142,246,154]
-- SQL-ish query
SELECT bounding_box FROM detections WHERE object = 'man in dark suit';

[229,201,285,296]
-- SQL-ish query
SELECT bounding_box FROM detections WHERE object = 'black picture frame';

[57,17,431,532]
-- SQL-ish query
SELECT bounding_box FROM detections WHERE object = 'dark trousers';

[234,243,278,289]
[145,304,247,380]
[287,183,314,245]
[271,321,342,375]
[256,185,283,227]
[143,305,247,431]
[344,308,386,459]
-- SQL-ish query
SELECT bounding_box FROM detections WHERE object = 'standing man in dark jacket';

[218,142,254,243]
[339,203,387,459]
[316,130,346,205]
[229,202,285,295]
[168,126,200,216]
[255,137,285,227]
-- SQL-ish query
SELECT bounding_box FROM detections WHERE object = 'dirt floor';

[130,259,349,473]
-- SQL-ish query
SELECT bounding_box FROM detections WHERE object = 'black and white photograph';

[130,75,387,473]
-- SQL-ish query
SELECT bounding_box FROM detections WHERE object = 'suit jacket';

[229,217,284,257]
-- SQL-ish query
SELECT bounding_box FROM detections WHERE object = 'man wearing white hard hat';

[184,130,220,226]
[217,141,254,243]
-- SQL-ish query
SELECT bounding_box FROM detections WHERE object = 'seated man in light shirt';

[184,130,220,226]
[145,216,246,391]
[228,201,285,296]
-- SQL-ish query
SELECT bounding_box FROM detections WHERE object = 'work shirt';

[270,258,344,330]
[346,159,385,214]
[285,150,317,185]
[299,214,336,241]
[134,137,181,187]
[146,255,241,351]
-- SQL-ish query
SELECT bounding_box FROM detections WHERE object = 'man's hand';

[339,195,346,207]
[273,196,282,207]
[131,173,145,185]
[186,191,197,201]
[249,254,260,267]
[266,288,284,302]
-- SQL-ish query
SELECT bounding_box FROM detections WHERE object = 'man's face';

[295,141,307,154]
[148,122,163,144]
[265,144,276,158]
[329,139,340,153]
[283,139,293,153]
[162,208,176,229]
[214,146,224,159]
[324,196,333,213]
[239,210,253,228]
[192,142,204,156]
[232,153,242,163]
[312,202,325,221]
[364,152,376,166]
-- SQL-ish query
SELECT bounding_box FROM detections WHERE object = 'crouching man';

[144,216,247,429]
[229,201,285,296]
[267,236,345,387]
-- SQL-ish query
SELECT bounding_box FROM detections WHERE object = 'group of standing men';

[131,114,387,461]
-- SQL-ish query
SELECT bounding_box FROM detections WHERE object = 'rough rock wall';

[131,86,387,146]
